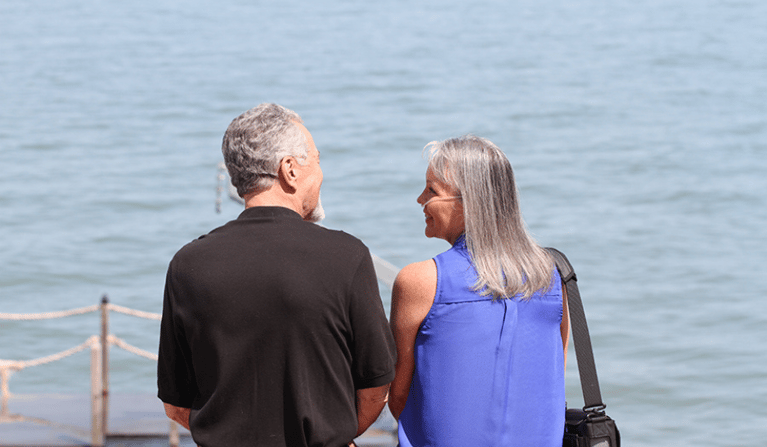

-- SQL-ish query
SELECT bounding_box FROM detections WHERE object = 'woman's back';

[397,236,565,447]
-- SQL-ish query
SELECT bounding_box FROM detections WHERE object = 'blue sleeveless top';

[398,235,565,447]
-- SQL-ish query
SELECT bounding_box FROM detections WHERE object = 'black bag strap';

[545,247,606,413]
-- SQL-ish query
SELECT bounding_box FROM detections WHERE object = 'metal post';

[90,337,104,447]
[100,295,109,436]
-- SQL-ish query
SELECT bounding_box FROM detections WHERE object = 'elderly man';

[158,104,396,447]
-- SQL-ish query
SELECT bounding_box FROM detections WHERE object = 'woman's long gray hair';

[222,103,308,197]
[426,135,553,299]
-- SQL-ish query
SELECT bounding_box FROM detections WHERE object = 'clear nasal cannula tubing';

[422,196,461,208]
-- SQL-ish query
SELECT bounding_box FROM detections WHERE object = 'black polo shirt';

[158,206,396,447]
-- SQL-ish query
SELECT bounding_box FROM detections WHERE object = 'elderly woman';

[389,135,569,447]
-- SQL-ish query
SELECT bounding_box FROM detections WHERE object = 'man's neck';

[243,188,303,217]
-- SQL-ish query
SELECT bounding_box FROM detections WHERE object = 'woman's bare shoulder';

[397,259,436,280]
[393,259,437,300]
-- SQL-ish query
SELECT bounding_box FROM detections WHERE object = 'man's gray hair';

[425,135,553,299]
[222,103,309,197]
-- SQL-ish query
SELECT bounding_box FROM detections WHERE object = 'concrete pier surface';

[0,393,397,446]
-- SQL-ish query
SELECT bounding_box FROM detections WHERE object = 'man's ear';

[277,156,299,193]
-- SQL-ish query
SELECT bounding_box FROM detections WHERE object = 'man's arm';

[354,383,390,437]
[163,402,191,430]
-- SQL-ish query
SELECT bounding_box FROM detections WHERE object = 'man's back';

[158,206,395,447]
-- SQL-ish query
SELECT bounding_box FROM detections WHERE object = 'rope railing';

[0,304,100,321]
[1,334,104,445]
[0,303,161,322]
[106,303,162,321]
[108,334,159,361]
[0,335,98,372]
[0,335,157,375]
[0,295,180,446]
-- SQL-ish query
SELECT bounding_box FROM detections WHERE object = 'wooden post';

[100,295,109,435]
[169,421,180,447]
[90,337,104,446]
[1,368,9,417]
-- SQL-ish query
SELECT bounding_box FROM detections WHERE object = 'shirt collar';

[238,206,303,221]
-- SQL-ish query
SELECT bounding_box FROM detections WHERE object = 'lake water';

[1,0,766,445]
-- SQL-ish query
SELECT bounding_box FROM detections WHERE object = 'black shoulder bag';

[546,248,620,447]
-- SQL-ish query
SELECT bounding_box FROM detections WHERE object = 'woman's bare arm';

[388,259,437,420]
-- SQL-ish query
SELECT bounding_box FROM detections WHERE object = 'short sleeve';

[157,263,198,407]
[347,248,397,389]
